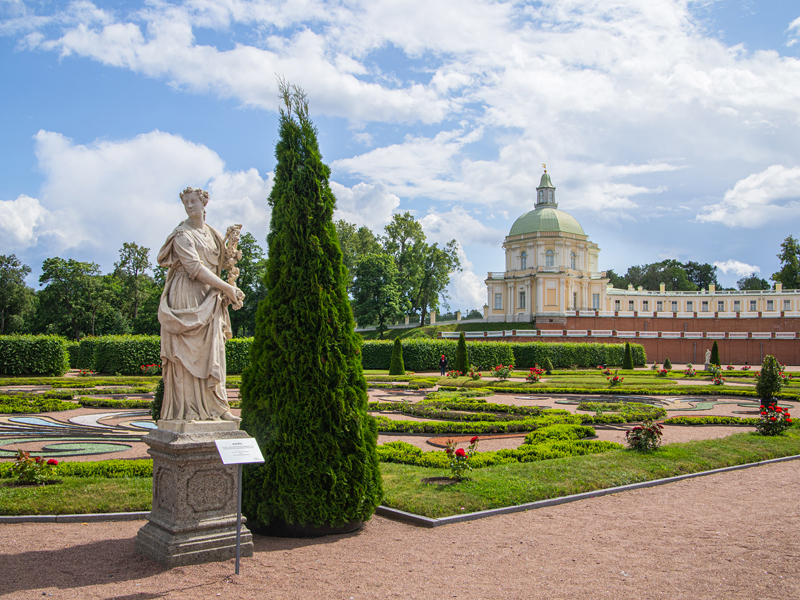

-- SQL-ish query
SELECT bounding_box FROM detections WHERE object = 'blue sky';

[2,0,800,312]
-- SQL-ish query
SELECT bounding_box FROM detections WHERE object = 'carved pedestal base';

[135,428,254,567]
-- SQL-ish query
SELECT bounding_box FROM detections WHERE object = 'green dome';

[509,207,586,237]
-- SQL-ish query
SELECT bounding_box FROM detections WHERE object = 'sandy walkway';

[1,459,798,599]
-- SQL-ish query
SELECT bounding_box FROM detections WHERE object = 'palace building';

[476,169,800,365]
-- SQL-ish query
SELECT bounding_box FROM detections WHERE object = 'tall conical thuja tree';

[389,338,404,375]
[710,340,721,367]
[240,84,382,533]
[622,342,633,370]
[454,331,469,374]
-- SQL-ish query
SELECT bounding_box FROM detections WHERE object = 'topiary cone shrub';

[240,84,382,536]
[710,340,720,366]
[454,331,469,374]
[663,358,672,370]
[622,342,633,370]
[543,357,554,375]
[756,355,783,409]
[389,338,405,375]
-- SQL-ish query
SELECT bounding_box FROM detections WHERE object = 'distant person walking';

[439,354,448,376]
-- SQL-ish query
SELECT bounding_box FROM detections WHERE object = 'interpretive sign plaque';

[215,438,265,465]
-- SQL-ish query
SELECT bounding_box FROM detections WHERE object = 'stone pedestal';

[135,426,254,567]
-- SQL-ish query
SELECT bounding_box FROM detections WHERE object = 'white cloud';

[697,165,800,228]
[330,181,400,231]
[446,244,486,310]
[713,260,761,277]
[0,195,49,252]
[10,129,270,267]
[418,207,504,247]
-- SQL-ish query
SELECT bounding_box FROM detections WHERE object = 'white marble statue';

[157,187,245,423]
[704,348,711,371]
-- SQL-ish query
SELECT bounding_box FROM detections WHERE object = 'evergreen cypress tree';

[756,355,783,409]
[240,83,382,535]
[663,358,672,370]
[543,357,554,374]
[454,331,469,374]
[622,342,633,370]
[389,338,405,375]
[710,340,720,366]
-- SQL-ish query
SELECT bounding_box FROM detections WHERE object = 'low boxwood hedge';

[0,459,153,479]
[0,393,77,413]
[663,415,759,426]
[372,412,582,434]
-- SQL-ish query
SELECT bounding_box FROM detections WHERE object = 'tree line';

[336,212,461,338]
[606,235,800,293]
[0,233,268,340]
[0,211,466,340]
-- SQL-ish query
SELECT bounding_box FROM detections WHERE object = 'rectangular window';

[701,301,709,312]
[642,300,649,311]
[671,301,678,312]
[656,301,663,312]
[733,300,740,312]
[686,301,693,311]
[784,299,791,311]
[518,291,526,310]
[750,300,757,312]
[628,300,634,311]
[494,293,502,310]
[614,300,620,311]
[767,300,774,311]
[592,294,600,309]
[717,301,725,312]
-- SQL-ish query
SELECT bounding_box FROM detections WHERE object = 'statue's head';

[180,187,209,221]
[180,187,209,205]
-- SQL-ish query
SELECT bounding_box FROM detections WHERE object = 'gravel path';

[2,459,798,599]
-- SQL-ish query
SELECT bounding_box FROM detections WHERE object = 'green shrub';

[361,339,515,371]
[710,340,720,366]
[622,342,633,370]
[151,378,164,421]
[543,357,554,374]
[454,331,469,374]
[389,338,405,375]
[523,424,596,445]
[663,358,672,370]
[77,336,100,370]
[756,355,783,408]
[93,335,161,375]
[0,393,76,413]
[79,398,152,409]
[0,459,154,479]
[376,438,622,468]
[226,337,252,375]
[66,342,80,369]
[663,416,759,425]
[239,87,382,532]
[512,341,646,369]
[372,412,582,434]
[0,335,70,376]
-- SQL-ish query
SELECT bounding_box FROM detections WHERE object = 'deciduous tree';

[351,252,402,339]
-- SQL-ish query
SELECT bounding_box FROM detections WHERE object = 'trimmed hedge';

[0,335,70,376]
[78,398,152,409]
[0,459,153,479]
[360,339,645,371]
[511,341,646,369]
[663,416,759,426]
[361,339,515,371]
[375,438,622,468]
[372,412,582,434]
[82,335,254,375]
[0,394,77,413]
[66,342,80,369]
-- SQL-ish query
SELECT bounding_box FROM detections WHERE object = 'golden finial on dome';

[542,163,546,173]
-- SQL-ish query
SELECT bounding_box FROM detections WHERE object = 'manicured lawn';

[3,429,799,518]
[0,477,152,515]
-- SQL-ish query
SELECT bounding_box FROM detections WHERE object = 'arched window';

[538,190,544,201]
[548,190,553,201]
[570,252,576,270]
[545,249,554,267]
[520,251,527,270]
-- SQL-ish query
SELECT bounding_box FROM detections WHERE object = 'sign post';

[215,438,265,575]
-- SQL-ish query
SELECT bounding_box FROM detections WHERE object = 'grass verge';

[0,477,152,515]
[2,429,799,518]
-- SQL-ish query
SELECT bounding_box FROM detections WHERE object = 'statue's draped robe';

[157,221,232,421]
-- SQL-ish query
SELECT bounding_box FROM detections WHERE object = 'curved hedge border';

[0,459,153,479]
[0,394,76,413]
[0,335,70,376]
